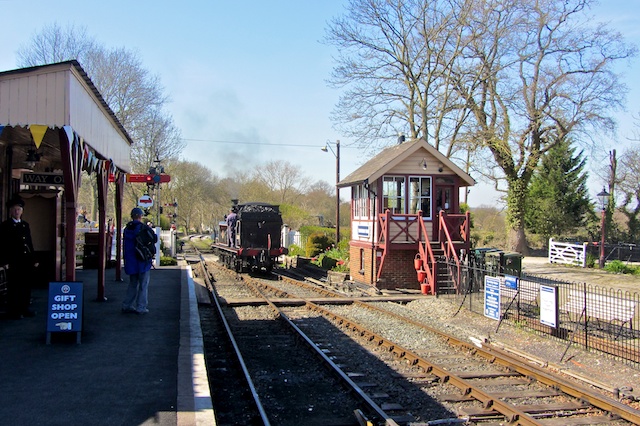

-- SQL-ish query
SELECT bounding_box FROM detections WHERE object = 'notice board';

[46,282,83,344]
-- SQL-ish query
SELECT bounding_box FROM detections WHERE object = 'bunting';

[63,125,74,150]
[29,124,48,148]
[0,123,126,179]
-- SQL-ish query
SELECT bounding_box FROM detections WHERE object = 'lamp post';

[321,140,340,246]
[597,187,610,269]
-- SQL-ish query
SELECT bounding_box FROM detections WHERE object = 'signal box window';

[409,176,432,219]
[382,176,405,214]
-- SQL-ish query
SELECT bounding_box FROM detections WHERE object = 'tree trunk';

[505,178,530,255]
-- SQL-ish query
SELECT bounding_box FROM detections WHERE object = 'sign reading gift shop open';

[46,282,83,344]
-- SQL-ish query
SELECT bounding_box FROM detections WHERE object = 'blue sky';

[0,0,638,208]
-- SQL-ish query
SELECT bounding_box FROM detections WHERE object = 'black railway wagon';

[213,202,288,272]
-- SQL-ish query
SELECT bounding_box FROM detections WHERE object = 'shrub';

[160,256,177,266]
[306,232,333,257]
[312,245,350,272]
[287,244,305,257]
[604,260,635,275]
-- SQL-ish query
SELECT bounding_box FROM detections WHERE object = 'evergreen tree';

[525,139,593,243]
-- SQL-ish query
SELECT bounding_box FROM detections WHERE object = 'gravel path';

[404,293,640,406]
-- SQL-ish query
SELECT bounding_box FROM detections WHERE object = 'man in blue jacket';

[122,208,156,314]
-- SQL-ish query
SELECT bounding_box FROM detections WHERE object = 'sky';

[0,0,639,208]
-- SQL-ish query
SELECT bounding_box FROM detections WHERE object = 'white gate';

[548,238,587,267]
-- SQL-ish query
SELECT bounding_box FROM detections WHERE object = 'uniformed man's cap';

[6,195,25,208]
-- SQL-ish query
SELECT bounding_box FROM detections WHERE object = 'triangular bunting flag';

[29,124,48,148]
[63,126,74,150]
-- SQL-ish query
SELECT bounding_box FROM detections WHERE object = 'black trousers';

[6,261,32,316]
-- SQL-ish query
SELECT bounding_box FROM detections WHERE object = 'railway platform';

[0,264,214,426]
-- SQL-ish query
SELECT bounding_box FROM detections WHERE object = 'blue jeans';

[122,270,150,312]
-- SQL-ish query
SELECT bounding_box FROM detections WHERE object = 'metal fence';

[587,243,640,263]
[445,258,640,367]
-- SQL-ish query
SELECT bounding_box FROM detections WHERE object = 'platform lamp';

[321,140,340,246]
[597,187,610,269]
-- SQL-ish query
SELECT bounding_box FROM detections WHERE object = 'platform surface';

[0,265,214,426]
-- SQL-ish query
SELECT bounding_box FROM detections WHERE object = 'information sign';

[46,282,83,344]
[504,275,518,290]
[540,285,558,328]
[484,276,501,321]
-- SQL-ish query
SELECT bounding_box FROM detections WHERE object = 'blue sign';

[484,276,501,320]
[47,282,83,333]
[505,275,518,289]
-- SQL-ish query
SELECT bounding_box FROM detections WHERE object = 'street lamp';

[321,140,340,246]
[597,187,610,269]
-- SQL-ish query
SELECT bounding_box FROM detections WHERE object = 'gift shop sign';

[47,282,83,333]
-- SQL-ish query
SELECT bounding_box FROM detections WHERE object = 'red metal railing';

[438,211,470,293]
[376,209,470,295]
[416,215,437,294]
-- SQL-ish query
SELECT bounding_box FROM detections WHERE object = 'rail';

[207,252,640,424]
[197,252,271,425]
[353,300,640,425]
[203,256,401,425]
[279,270,640,424]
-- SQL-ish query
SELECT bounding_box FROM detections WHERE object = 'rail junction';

[187,245,640,425]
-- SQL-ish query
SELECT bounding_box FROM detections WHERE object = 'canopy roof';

[0,60,132,172]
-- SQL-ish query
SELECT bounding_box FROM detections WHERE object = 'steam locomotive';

[212,202,288,272]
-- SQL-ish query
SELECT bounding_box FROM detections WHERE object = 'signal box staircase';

[376,210,470,295]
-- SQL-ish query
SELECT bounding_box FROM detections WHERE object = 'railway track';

[195,252,395,425]
[190,247,640,425]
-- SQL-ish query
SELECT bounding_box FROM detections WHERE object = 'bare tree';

[325,0,476,154]
[17,23,97,66]
[252,160,312,204]
[18,23,186,224]
[163,160,223,233]
[327,0,636,253]
[130,107,184,172]
[16,23,183,174]
[454,0,635,252]
[616,147,640,241]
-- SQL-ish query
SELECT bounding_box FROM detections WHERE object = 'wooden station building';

[337,138,475,294]
[0,61,132,300]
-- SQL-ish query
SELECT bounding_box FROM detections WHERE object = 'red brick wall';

[349,243,420,291]
[349,244,375,287]
[377,250,420,290]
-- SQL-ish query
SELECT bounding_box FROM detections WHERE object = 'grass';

[604,260,640,275]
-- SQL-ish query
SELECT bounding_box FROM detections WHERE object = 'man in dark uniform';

[0,196,38,319]
[226,207,238,248]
